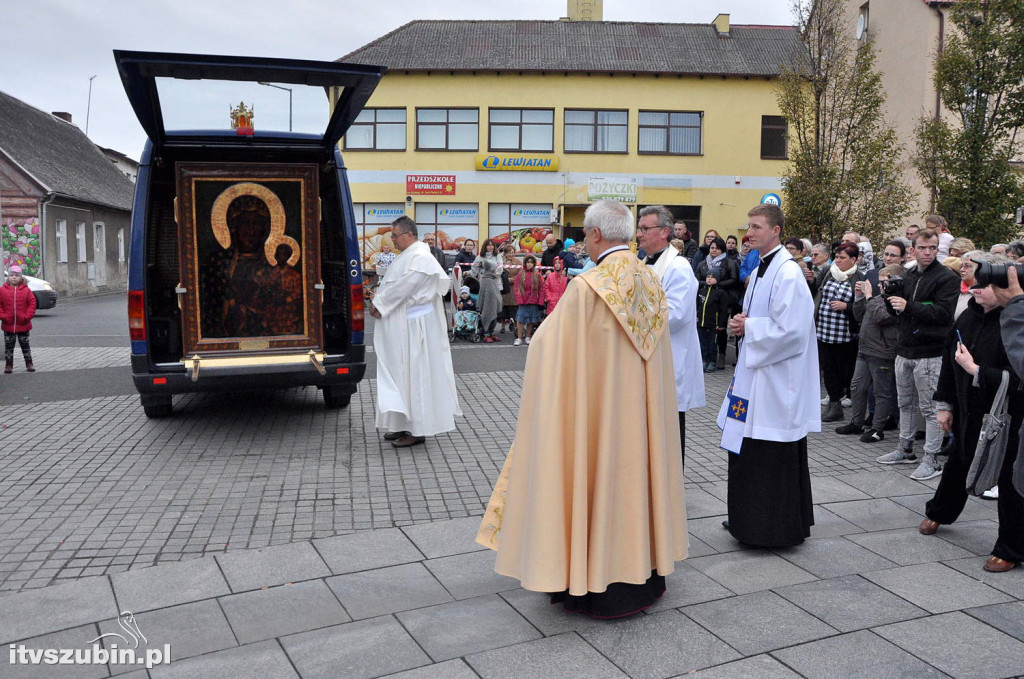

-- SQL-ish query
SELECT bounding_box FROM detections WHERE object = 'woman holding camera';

[918,254,1024,572]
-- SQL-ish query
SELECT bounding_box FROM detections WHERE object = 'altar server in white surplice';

[370,216,461,448]
[718,203,819,548]
[637,205,706,470]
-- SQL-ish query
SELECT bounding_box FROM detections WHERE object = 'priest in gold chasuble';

[476,200,688,619]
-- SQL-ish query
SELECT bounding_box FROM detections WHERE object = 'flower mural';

[2,218,41,276]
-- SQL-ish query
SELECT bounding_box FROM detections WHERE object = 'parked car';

[3,270,58,309]
[114,50,385,418]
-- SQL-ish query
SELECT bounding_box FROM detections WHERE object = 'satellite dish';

[856,14,865,40]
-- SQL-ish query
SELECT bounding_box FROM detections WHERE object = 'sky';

[1,0,795,160]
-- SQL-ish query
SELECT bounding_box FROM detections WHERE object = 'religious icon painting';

[175,162,323,356]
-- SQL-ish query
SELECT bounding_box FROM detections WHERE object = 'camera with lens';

[880,275,905,298]
[974,261,1024,289]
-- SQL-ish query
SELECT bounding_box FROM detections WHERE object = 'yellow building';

[336,10,801,263]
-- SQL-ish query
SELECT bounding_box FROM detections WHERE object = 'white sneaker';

[513,338,522,346]
[910,457,943,481]
[841,397,852,408]
[982,486,999,500]
[525,336,531,345]
[820,396,830,405]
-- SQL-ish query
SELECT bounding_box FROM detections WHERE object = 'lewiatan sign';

[475,154,559,172]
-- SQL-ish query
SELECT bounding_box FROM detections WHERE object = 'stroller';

[449,268,481,343]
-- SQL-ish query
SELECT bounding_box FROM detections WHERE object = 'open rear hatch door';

[113,50,385,151]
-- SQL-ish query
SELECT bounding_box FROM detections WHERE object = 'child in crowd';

[1,265,37,373]
[513,255,544,346]
[544,256,568,315]
[695,264,730,373]
[454,285,478,334]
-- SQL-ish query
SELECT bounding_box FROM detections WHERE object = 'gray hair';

[800,238,813,254]
[637,205,674,230]
[961,249,984,263]
[391,215,418,237]
[969,251,1010,267]
[811,243,830,256]
[1009,240,1024,257]
[584,200,634,243]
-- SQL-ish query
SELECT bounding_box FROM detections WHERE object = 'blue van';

[114,51,384,417]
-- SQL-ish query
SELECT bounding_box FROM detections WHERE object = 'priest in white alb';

[637,205,706,469]
[719,204,819,547]
[370,216,461,447]
[476,200,688,619]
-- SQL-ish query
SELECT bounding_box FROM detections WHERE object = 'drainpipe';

[38,192,57,279]
[932,3,946,211]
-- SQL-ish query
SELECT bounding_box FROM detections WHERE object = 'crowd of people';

[367,203,1024,621]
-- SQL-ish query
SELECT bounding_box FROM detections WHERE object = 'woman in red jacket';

[1,265,37,373]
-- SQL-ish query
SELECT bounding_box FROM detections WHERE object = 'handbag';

[965,370,1011,496]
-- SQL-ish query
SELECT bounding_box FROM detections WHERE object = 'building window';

[761,115,788,159]
[414,203,479,254]
[489,109,554,152]
[638,111,702,155]
[416,108,479,151]
[56,220,68,263]
[117,228,126,262]
[488,203,554,254]
[564,110,628,153]
[344,108,406,150]
[75,222,87,263]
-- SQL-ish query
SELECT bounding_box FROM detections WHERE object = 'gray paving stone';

[916,519,1000,556]
[99,600,236,669]
[687,654,802,679]
[875,611,1024,679]
[684,488,728,519]
[845,528,974,565]
[942,556,1024,598]
[966,601,1024,642]
[148,640,297,679]
[0,624,106,679]
[822,498,928,531]
[313,527,424,574]
[580,609,741,678]
[0,576,117,644]
[808,506,866,538]
[498,588,615,636]
[685,535,718,558]
[382,659,478,679]
[684,516,752,553]
[219,580,350,644]
[401,517,487,559]
[687,550,818,595]
[423,549,520,600]
[772,629,946,678]
[775,574,928,632]
[111,557,229,614]
[683,590,836,655]
[863,562,1013,614]
[215,541,330,592]
[327,562,453,619]
[397,594,541,662]
[644,563,736,612]
[281,616,429,679]
[772,536,896,579]
[466,633,626,678]
[835,471,934,499]
[809,475,872,503]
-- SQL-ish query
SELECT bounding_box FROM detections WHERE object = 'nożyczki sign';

[588,177,637,203]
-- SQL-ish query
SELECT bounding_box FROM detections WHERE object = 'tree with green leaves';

[914,0,1024,245]
[777,0,913,246]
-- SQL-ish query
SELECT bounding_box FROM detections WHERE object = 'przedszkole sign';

[406,174,456,195]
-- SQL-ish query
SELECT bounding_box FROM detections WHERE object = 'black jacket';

[890,260,961,359]
[853,293,898,360]
[696,283,730,330]
[682,239,699,262]
[694,256,740,302]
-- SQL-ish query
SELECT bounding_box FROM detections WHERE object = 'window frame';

[760,115,789,160]
[487,108,555,153]
[75,222,87,263]
[563,108,629,154]
[415,107,480,152]
[637,110,704,156]
[56,219,68,263]
[343,107,407,152]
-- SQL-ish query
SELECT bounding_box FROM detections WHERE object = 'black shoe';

[859,429,884,443]
[383,431,409,441]
[721,519,730,529]
[835,421,865,435]
[883,416,899,431]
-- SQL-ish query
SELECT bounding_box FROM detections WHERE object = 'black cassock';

[727,437,814,547]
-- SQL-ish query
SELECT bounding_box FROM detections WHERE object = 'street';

[1,294,1022,678]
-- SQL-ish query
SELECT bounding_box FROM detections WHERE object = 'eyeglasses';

[636,226,666,234]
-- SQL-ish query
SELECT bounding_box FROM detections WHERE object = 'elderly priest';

[476,200,688,619]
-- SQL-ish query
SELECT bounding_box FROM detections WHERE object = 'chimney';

[713,13,731,36]
[566,0,603,21]
[52,112,73,123]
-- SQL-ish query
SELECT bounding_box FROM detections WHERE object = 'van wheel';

[143,403,173,418]
[323,387,351,409]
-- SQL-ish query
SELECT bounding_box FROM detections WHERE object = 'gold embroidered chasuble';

[476,250,689,595]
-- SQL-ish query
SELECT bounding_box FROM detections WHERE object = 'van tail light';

[128,290,146,341]
[350,284,365,332]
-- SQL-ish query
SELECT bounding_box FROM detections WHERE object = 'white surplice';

[373,240,461,436]
[645,246,706,412]
[718,246,820,453]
